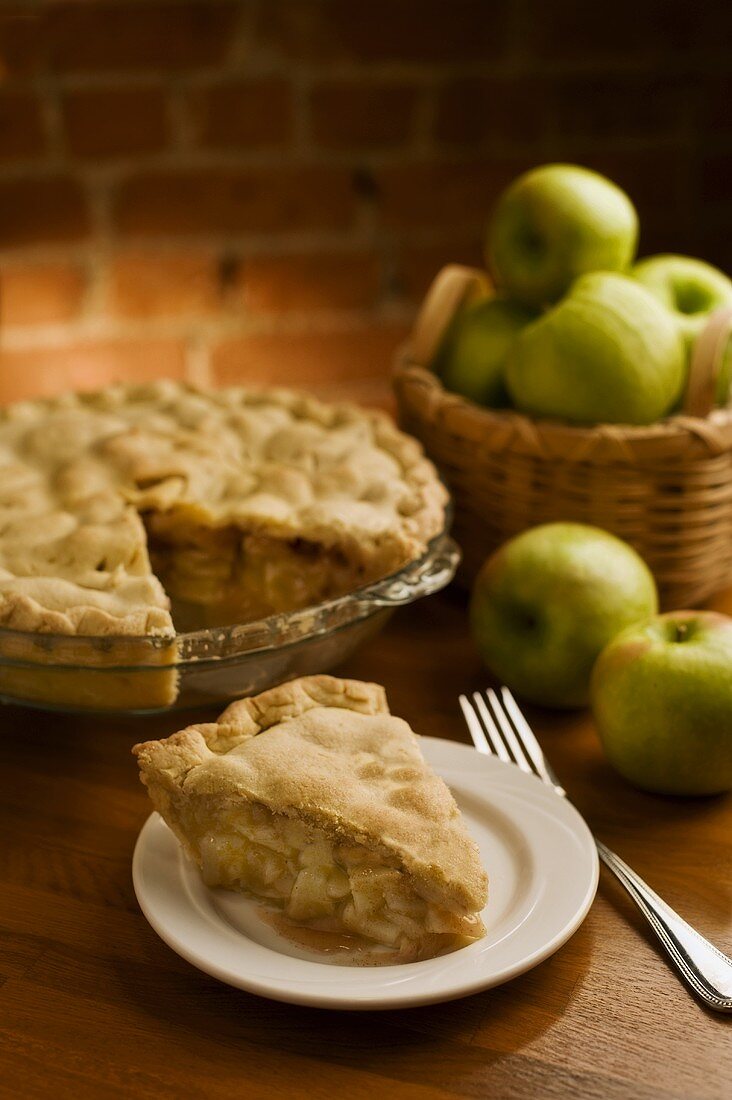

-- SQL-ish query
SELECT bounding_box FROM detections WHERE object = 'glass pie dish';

[0,528,459,715]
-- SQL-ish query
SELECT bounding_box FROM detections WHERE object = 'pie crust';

[0,382,447,707]
[134,675,488,962]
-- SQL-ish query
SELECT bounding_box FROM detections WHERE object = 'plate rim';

[132,736,599,1010]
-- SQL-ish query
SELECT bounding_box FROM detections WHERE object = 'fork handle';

[596,840,732,1012]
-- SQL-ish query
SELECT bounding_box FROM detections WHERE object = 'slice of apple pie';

[134,675,488,963]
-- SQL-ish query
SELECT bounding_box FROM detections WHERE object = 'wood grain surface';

[0,585,730,1100]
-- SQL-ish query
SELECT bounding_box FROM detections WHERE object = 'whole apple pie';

[0,381,447,707]
[134,675,488,963]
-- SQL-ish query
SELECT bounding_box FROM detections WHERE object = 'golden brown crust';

[0,382,447,638]
[134,675,488,914]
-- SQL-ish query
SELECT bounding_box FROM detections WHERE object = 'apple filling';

[177,800,484,961]
[143,513,375,630]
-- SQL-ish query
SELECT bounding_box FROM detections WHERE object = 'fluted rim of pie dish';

[0,518,459,671]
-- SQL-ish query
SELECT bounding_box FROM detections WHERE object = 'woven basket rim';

[394,348,732,462]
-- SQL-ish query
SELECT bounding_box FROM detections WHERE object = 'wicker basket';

[394,264,732,609]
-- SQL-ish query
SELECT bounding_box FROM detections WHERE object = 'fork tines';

[459,687,564,794]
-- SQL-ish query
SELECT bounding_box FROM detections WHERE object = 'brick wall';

[0,0,729,405]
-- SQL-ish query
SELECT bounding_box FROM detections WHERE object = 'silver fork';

[460,686,732,1014]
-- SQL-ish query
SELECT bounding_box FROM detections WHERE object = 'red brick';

[258,1,508,64]
[550,75,690,141]
[115,167,356,237]
[62,87,169,159]
[0,8,44,78]
[317,376,393,410]
[236,251,382,314]
[109,251,219,318]
[435,78,548,148]
[46,2,238,73]
[211,324,409,390]
[0,176,89,247]
[640,222,696,261]
[192,79,293,149]
[0,339,188,405]
[375,159,532,230]
[698,76,732,137]
[700,153,732,206]
[0,91,46,161]
[395,237,486,303]
[0,263,86,326]
[523,0,691,61]
[694,8,732,53]
[693,223,732,276]
[310,82,418,149]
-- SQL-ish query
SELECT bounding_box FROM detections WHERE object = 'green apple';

[591,611,732,795]
[632,254,732,405]
[487,164,639,307]
[505,272,686,425]
[436,298,536,407]
[470,522,658,708]
[632,254,732,343]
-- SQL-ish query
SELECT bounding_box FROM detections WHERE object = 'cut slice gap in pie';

[140,510,384,631]
[134,675,488,964]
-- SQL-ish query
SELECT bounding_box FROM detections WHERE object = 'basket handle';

[410,263,492,367]
[682,305,732,417]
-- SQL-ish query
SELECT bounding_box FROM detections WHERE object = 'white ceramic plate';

[132,737,599,1010]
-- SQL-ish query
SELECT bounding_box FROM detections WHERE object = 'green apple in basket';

[592,611,732,795]
[632,254,732,343]
[487,164,639,307]
[436,298,537,407]
[632,254,732,405]
[505,272,687,425]
[470,523,658,708]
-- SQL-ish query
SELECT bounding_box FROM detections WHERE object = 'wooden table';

[1,586,730,1100]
